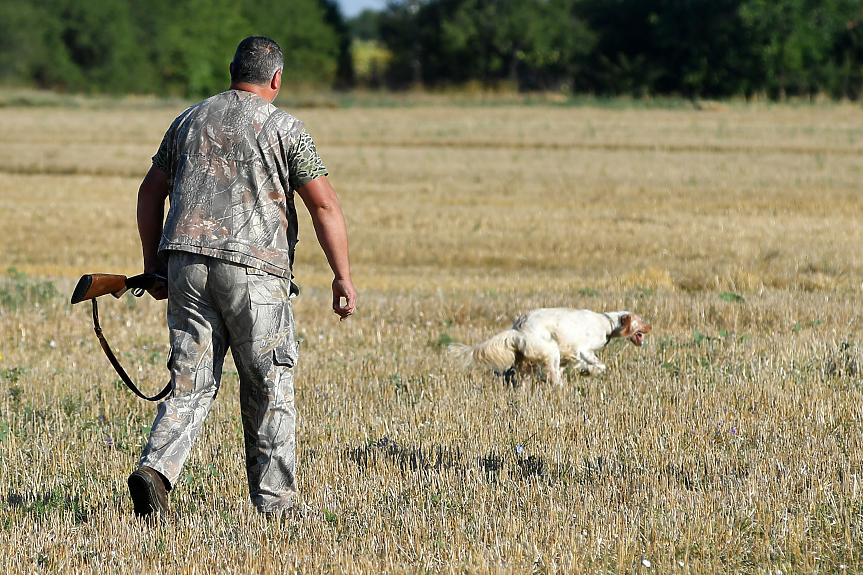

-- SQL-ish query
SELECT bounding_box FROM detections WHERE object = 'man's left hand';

[332,277,356,321]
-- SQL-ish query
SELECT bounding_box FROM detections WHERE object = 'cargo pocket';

[245,268,298,368]
[273,296,299,368]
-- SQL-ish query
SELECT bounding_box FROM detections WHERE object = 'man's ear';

[271,69,282,92]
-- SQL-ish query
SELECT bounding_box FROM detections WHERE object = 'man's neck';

[230,82,277,103]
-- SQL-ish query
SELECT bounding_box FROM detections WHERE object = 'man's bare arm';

[137,165,170,300]
[296,175,357,320]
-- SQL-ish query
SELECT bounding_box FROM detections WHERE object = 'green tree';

[378,0,427,87]
[379,0,594,90]
[319,0,356,89]
[159,0,250,97]
[241,0,341,87]
[0,2,57,86]
[127,0,178,93]
[517,0,595,91]
[740,0,844,98]
[826,0,863,98]
[349,8,383,41]
[439,0,534,85]
[648,0,760,98]
[0,0,155,93]
[53,0,155,93]
[0,0,347,96]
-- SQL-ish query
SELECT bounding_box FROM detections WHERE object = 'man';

[129,36,356,518]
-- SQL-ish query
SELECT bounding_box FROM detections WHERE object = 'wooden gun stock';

[70,273,166,305]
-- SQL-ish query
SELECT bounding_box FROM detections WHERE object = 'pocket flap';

[273,340,298,368]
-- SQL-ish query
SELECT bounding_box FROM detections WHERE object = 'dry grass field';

[1,93,863,573]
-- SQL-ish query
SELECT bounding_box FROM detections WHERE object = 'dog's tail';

[447,329,524,370]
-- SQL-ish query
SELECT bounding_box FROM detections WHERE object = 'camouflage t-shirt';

[152,89,328,277]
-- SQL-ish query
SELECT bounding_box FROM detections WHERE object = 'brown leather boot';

[128,466,170,519]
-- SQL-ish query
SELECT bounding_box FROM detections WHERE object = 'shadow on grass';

[346,437,548,482]
[6,490,88,524]
[347,440,749,490]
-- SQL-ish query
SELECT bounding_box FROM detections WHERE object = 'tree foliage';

[0,0,352,97]
[368,0,863,99]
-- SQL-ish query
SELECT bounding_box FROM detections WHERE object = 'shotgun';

[70,272,166,304]
[70,272,171,401]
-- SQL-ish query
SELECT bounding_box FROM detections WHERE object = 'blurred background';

[3,0,863,100]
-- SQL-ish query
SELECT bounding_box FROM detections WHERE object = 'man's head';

[230,36,283,101]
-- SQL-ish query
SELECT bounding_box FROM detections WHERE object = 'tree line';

[3,0,863,100]
[0,0,353,97]
[371,0,863,99]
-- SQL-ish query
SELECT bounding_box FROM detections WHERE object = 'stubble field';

[1,95,862,573]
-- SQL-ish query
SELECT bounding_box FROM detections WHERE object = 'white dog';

[448,309,651,385]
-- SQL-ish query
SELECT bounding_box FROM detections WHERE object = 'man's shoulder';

[258,103,306,142]
[168,93,225,127]
[266,102,304,128]
[188,90,240,116]
[177,90,252,118]
[277,109,304,128]
[167,91,306,143]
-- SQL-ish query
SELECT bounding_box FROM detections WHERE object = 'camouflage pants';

[139,251,299,512]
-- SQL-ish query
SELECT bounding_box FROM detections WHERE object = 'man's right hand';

[332,277,356,321]
[144,262,168,301]
[147,282,168,301]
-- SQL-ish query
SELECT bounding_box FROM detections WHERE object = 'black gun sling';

[91,298,172,402]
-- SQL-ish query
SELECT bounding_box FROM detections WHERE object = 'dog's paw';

[494,367,519,386]
[578,364,606,376]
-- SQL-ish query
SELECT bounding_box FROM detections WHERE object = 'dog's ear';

[615,314,634,337]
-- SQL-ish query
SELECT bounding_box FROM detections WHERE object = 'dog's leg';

[574,360,591,376]
[544,347,563,386]
[502,367,518,386]
[578,350,606,376]
[587,364,606,376]
[508,352,528,386]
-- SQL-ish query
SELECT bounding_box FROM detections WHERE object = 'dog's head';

[614,313,652,347]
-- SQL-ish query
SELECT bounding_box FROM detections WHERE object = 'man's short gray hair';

[231,36,284,86]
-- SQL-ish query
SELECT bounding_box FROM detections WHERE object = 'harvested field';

[1,98,862,573]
